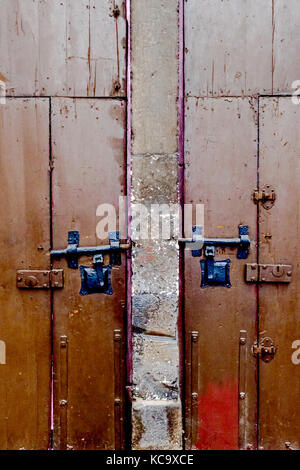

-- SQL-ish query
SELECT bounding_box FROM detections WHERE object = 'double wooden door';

[184,96,300,450]
[0,0,127,450]
[184,0,300,450]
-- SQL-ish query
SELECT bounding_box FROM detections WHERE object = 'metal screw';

[239,392,246,400]
[287,271,292,277]
[60,400,67,407]
[240,338,246,345]
[192,392,198,401]
[114,81,121,91]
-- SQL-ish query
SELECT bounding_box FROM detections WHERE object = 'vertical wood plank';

[184,97,258,449]
[259,97,300,449]
[0,0,126,97]
[273,0,300,94]
[51,98,126,449]
[0,98,51,449]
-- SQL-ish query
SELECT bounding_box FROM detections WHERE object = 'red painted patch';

[196,379,239,450]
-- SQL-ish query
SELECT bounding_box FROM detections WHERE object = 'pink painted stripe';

[178,0,185,405]
[126,0,133,386]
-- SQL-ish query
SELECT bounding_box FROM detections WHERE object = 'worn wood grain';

[0,98,51,449]
[51,98,126,449]
[0,0,126,97]
[185,0,272,97]
[273,0,300,94]
[259,97,300,450]
[184,97,258,449]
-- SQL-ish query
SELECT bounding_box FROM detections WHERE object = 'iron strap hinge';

[17,269,64,289]
[245,263,292,283]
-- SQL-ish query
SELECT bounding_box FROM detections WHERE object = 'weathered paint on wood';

[273,0,300,94]
[259,97,300,450]
[51,98,126,449]
[184,97,258,449]
[185,0,272,97]
[0,0,126,97]
[0,98,51,449]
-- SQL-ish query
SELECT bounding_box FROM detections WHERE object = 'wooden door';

[258,97,300,450]
[0,98,51,450]
[0,0,127,450]
[184,97,258,450]
[0,97,127,451]
[184,0,300,451]
[52,98,127,450]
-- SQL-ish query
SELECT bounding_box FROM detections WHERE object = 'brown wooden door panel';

[0,98,51,449]
[273,0,300,94]
[0,0,126,97]
[185,0,272,97]
[51,98,126,449]
[258,97,300,450]
[184,97,258,450]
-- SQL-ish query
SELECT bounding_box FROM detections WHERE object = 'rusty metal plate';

[16,270,64,289]
[252,185,276,210]
[273,0,300,94]
[252,337,276,363]
[17,270,50,289]
[245,264,292,283]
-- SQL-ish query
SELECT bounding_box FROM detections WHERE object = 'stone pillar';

[130,0,182,450]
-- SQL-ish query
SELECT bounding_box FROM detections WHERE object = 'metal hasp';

[50,231,130,269]
[179,225,250,287]
[80,254,113,296]
[252,185,276,210]
[252,337,276,363]
[246,264,292,283]
[17,270,64,289]
[200,246,231,288]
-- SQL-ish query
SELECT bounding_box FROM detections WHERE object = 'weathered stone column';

[130,0,182,450]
